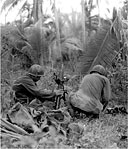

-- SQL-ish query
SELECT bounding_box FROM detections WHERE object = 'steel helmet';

[28,64,44,77]
[90,65,106,76]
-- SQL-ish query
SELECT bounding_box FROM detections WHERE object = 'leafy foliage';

[78,18,120,75]
[50,37,83,72]
[107,36,127,104]
[1,1,127,148]
[1,0,19,11]
[1,108,127,149]
[1,63,127,149]
[1,0,27,18]
[121,0,128,20]
[108,65,127,105]
[62,11,82,40]
[1,24,33,71]
[25,26,49,65]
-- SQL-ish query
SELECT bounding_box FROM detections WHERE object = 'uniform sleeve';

[13,76,55,99]
[103,78,111,101]
[22,81,55,98]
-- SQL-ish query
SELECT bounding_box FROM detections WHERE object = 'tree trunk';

[32,0,39,23]
[38,0,45,66]
[96,0,101,27]
[81,0,86,50]
[54,0,62,68]
[32,0,45,66]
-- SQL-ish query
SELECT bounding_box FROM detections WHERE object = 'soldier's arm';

[101,78,111,112]
[28,85,56,99]
[103,78,111,101]
[20,79,56,99]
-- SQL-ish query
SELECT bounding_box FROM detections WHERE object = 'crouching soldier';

[67,65,111,118]
[12,64,61,104]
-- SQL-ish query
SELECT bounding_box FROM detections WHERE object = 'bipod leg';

[55,95,61,109]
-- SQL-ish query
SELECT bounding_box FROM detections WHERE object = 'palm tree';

[2,0,124,74]
[78,15,122,75]
[62,11,82,40]
[54,1,61,56]
[96,0,101,27]
[1,0,50,66]
[1,0,28,24]
[48,14,83,72]
[81,0,86,49]
[1,0,44,25]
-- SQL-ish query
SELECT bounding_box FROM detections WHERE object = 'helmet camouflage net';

[28,64,44,77]
[90,65,107,76]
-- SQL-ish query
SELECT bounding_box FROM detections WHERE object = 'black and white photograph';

[0,0,127,148]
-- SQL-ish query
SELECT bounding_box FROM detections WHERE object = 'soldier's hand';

[43,89,53,94]
[54,89,63,95]
[102,101,108,112]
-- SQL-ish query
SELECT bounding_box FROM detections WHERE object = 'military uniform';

[69,65,111,115]
[12,64,55,104]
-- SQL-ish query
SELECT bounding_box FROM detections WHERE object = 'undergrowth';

[1,64,127,149]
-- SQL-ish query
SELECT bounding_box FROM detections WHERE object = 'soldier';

[68,65,111,118]
[12,64,61,104]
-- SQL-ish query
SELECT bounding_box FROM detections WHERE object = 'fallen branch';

[1,118,29,135]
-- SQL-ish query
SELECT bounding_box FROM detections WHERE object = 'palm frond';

[62,37,83,51]
[1,0,27,17]
[15,1,28,21]
[1,128,38,148]
[90,17,121,69]
[51,37,83,60]
[1,0,15,11]
[78,16,121,75]
[1,24,27,43]
[1,25,34,69]
[1,118,29,135]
